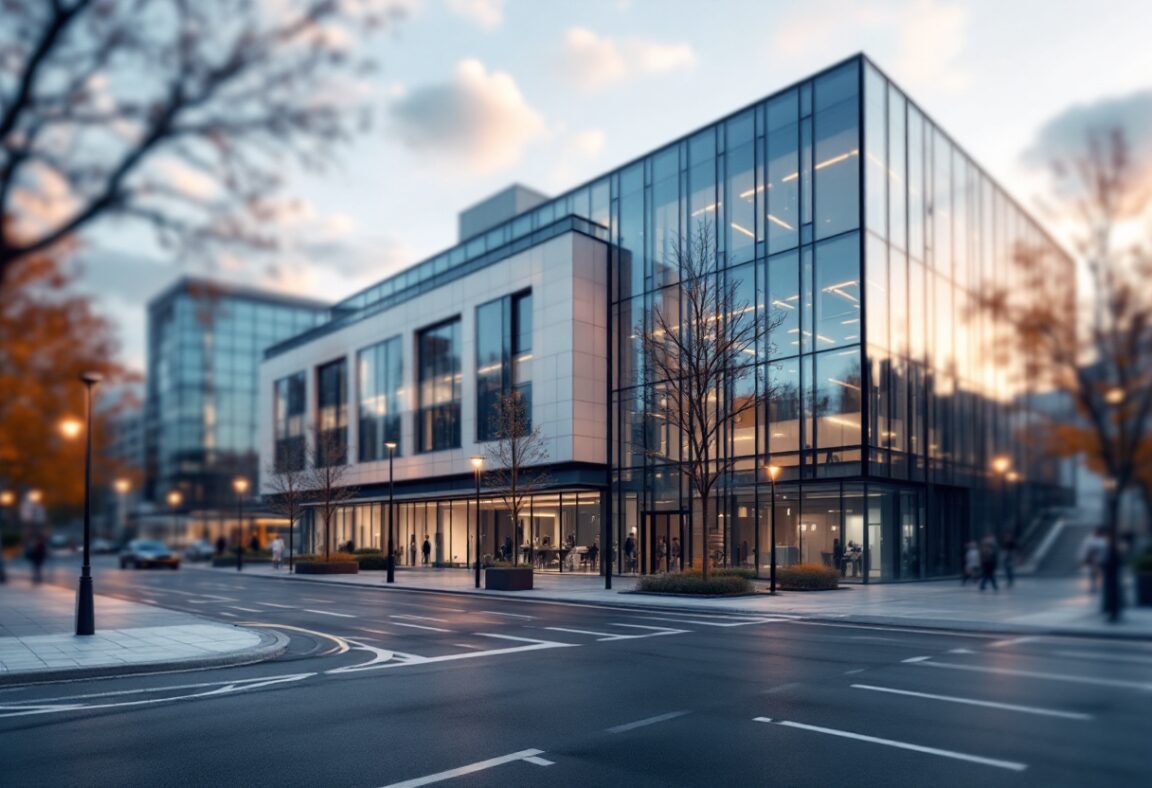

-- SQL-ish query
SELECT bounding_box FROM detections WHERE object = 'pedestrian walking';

[962,541,980,586]
[215,535,227,556]
[1000,532,1017,588]
[27,535,47,584]
[671,537,681,570]
[421,535,431,565]
[624,533,636,573]
[1080,527,1108,592]
[409,535,416,566]
[249,533,261,553]
[270,535,285,570]
[979,535,999,592]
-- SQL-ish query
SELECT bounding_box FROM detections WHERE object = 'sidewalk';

[0,575,286,685]
[197,562,1152,640]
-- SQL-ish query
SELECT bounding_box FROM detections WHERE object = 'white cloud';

[445,0,502,30]
[569,128,606,159]
[560,27,697,92]
[386,59,546,173]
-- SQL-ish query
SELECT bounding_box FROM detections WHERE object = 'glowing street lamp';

[167,489,183,545]
[233,476,249,571]
[58,418,83,440]
[471,455,484,589]
[765,463,782,594]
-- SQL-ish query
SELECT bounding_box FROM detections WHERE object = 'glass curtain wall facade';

[316,359,348,465]
[476,290,533,441]
[417,319,462,452]
[273,372,306,471]
[145,280,326,506]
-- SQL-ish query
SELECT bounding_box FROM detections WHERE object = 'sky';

[74,0,1152,372]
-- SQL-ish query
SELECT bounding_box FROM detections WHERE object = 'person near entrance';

[671,537,681,570]
[624,533,636,573]
[421,535,431,565]
[409,535,416,566]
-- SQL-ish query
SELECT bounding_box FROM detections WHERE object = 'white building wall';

[258,232,607,496]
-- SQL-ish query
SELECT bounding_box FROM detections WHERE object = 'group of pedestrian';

[962,532,1016,591]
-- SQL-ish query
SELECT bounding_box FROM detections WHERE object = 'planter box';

[295,561,359,575]
[485,567,533,591]
[1137,573,1152,607]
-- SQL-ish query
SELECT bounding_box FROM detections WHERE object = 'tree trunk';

[700,490,710,582]
[1102,489,1123,622]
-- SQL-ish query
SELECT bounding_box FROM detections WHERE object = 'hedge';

[777,563,839,590]
[637,573,753,596]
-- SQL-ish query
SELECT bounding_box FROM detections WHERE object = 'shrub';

[356,554,391,570]
[353,548,384,556]
[777,563,839,590]
[683,560,756,580]
[637,572,753,595]
[299,552,358,563]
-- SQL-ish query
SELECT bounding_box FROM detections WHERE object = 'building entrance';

[642,512,684,574]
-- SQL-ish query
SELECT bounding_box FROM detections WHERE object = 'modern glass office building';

[259,55,1073,581]
[145,278,329,515]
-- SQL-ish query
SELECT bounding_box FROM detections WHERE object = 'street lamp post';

[991,455,1012,537]
[765,464,781,594]
[471,455,484,589]
[166,490,183,546]
[76,371,102,636]
[233,477,249,571]
[385,441,397,584]
[114,478,130,542]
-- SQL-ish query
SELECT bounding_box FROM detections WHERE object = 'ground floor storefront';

[299,478,977,582]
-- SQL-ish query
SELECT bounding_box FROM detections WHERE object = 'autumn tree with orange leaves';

[983,130,1152,621]
[0,245,137,519]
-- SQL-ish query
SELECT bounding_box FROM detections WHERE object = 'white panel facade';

[258,232,607,496]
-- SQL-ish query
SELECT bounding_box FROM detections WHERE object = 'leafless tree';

[306,425,356,561]
[641,222,782,581]
[0,0,408,291]
[982,129,1152,621]
[484,390,550,564]
[263,455,308,571]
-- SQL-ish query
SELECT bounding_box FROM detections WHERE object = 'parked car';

[183,539,215,562]
[91,538,117,554]
[119,540,180,570]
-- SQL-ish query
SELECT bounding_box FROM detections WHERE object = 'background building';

[145,278,329,541]
[259,54,1074,580]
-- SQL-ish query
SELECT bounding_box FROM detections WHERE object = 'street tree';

[0,0,407,292]
[263,453,309,572]
[483,389,550,564]
[640,223,782,582]
[306,426,356,561]
[983,129,1152,621]
[0,242,137,512]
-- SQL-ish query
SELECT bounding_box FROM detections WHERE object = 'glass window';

[273,372,306,471]
[864,232,888,351]
[652,174,680,287]
[907,107,924,260]
[316,358,348,466]
[768,357,802,455]
[864,65,887,238]
[815,232,861,349]
[814,64,860,240]
[417,318,461,452]
[766,111,800,254]
[357,336,402,462]
[476,291,533,442]
[619,180,645,299]
[888,86,907,250]
[765,251,800,358]
[726,141,756,263]
[813,348,862,449]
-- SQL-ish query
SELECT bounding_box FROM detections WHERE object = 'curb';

[0,627,289,688]
[192,566,1152,642]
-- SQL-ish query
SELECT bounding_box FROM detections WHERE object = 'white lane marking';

[141,598,159,605]
[260,602,296,609]
[326,639,396,674]
[545,626,640,641]
[607,710,690,733]
[453,643,487,650]
[914,660,1152,690]
[229,606,262,613]
[989,636,1037,648]
[523,756,554,766]
[902,656,931,663]
[609,624,689,634]
[218,611,237,618]
[755,718,1028,772]
[191,595,237,602]
[481,610,535,619]
[303,609,355,619]
[1055,650,1152,666]
[0,674,315,719]
[302,597,337,603]
[391,614,448,623]
[241,623,350,655]
[641,615,790,627]
[851,684,1092,720]
[947,648,975,654]
[380,749,545,788]
[391,622,450,633]
[358,628,393,636]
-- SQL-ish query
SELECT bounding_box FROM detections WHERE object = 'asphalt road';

[1,557,1150,787]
